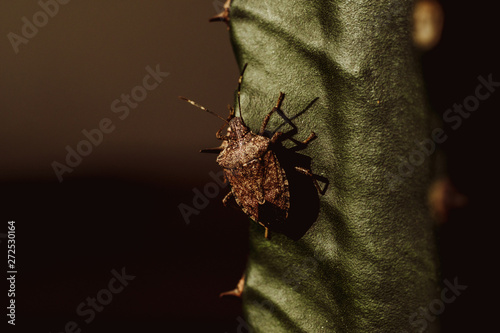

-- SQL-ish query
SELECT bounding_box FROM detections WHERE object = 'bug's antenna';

[179,96,228,123]
[237,64,248,122]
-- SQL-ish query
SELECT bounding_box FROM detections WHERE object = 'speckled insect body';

[180,64,317,237]
[216,101,290,235]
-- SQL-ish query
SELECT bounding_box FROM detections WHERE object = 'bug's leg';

[272,96,319,141]
[288,131,318,151]
[215,106,236,141]
[219,273,245,298]
[295,166,325,194]
[222,191,234,207]
[228,105,236,118]
[270,131,283,144]
[259,92,285,135]
[215,122,230,141]
[202,127,230,153]
[201,136,228,154]
[257,221,270,239]
[301,132,317,145]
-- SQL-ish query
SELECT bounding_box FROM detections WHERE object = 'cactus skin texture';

[226,0,440,332]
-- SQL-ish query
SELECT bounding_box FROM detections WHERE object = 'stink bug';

[179,64,320,238]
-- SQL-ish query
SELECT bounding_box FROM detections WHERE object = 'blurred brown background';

[1,1,248,332]
[0,0,498,332]
[0,1,237,184]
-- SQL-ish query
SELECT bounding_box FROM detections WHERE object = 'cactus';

[222,0,440,331]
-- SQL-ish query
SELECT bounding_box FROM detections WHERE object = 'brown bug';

[179,64,319,238]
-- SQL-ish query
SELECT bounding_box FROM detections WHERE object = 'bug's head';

[227,116,249,139]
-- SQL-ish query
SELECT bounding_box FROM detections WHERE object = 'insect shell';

[216,102,290,238]
[180,65,292,238]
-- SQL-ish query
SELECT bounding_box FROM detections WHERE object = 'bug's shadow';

[262,98,329,240]
[265,147,327,240]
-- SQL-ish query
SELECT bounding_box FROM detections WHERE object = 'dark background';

[1,1,497,332]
